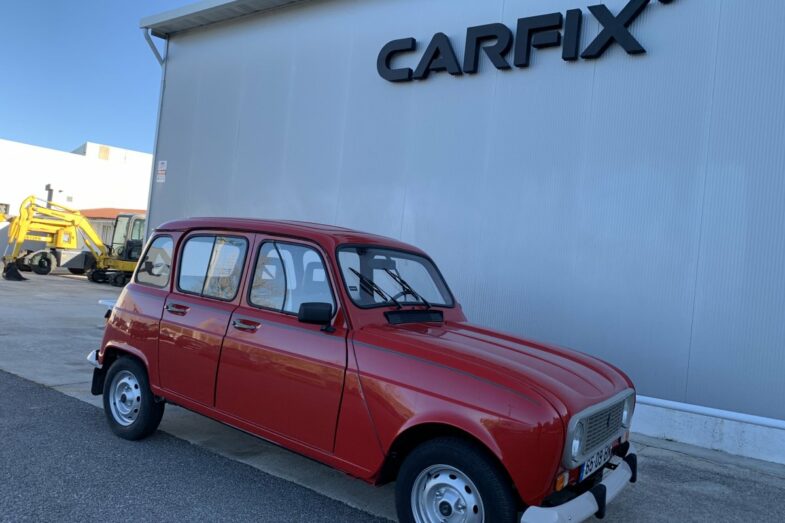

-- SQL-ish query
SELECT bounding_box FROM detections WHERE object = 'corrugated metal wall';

[148,0,785,420]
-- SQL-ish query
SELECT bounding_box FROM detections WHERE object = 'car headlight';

[621,394,635,428]
[571,421,585,459]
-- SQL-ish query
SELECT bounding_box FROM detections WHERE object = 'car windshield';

[338,246,454,308]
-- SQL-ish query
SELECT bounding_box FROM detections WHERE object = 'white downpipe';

[637,395,785,431]
[142,29,165,65]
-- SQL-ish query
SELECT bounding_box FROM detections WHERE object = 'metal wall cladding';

[149,0,785,420]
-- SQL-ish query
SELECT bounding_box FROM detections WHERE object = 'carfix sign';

[377,0,674,83]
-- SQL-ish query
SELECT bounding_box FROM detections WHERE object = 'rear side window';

[177,235,248,301]
[249,241,335,315]
[136,236,173,288]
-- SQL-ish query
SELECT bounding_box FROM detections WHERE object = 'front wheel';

[30,252,53,275]
[102,357,164,440]
[89,269,108,283]
[396,437,518,523]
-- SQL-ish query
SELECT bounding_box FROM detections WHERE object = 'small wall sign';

[156,160,167,184]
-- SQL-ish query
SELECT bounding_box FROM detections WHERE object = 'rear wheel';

[102,357,164,440]
[396,437,518,523]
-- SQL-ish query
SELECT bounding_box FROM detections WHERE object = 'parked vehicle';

[88,218,637,523]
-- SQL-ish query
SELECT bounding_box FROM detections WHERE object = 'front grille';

[583,400,624,452]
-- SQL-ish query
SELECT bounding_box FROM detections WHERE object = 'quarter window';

[249,242,335,315]
[178,235,248,301]
[135,236,173,288]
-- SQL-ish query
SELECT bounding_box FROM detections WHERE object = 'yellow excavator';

[1,195,145,285]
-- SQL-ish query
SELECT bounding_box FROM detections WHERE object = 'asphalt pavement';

[0,369,387,523]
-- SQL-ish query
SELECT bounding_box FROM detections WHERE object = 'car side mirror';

[298,302,334,332]
[142,260,154,274]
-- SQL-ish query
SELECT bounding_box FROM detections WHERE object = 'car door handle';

[232,319,261,332]
[165,303,190,316]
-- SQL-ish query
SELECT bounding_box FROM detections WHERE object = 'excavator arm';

[21,197,108,259]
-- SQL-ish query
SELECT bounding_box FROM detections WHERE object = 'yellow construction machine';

[1,195,145,285]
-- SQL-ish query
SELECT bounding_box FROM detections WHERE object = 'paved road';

[0,369,387,523]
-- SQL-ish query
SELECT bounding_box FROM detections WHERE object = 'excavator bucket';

[2,262,27,281]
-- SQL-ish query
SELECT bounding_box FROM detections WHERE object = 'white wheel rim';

[411,464,485,523]
[109,370,141,426]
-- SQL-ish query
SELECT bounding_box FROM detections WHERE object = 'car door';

[112,233,177,386]
[158,231,250,406]
[215,236,348,452]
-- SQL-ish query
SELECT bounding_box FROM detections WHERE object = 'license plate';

[580,445,612,481]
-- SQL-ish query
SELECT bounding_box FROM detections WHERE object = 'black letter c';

[377,38,417,82]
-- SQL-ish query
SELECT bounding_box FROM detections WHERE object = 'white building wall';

[0,139,152,253]
[146,0,785,460]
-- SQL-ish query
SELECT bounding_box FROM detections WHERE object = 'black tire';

[89,269,108,283]
[31,253,53,275]
[396,437,518,523]
[111,272,129,287]
[68,268,86,275]
[102,357,164,440]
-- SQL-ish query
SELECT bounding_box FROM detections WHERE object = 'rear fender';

[95,342,152,394]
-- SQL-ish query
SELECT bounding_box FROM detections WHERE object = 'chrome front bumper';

[521,444,637,523]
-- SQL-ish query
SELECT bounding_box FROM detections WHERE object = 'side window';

[203,237,248,300]
[130,218,145,241]
[178,235,247,300]
[178,237,214,295]
[249,242,335,315]
[136,236,173,288]
[249,243,285,310]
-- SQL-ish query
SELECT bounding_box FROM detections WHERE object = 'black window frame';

[336,244,456,310]
[134,234,174,289]
[247,239,337,318]
[176,233,249,302]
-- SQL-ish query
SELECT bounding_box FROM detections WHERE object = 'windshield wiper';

[384,268,431,309]
[349,268,401,309]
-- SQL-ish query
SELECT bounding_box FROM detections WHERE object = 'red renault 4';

[87,218,637,523]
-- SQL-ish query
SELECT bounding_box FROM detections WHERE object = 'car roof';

[155,217,427,254]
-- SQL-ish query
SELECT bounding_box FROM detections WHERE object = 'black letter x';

[581,0,650,59]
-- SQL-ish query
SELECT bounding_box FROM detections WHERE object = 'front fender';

[393,410,506,461]
[354,341,564,505]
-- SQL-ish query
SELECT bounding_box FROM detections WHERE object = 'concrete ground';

[2,273,785,522]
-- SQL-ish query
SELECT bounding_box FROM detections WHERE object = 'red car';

[88,218,637,523]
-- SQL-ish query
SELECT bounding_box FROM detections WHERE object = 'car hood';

[358,320,633,419]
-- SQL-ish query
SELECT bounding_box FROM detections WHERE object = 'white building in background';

[0,139,151,214]
[0,139,152,253]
